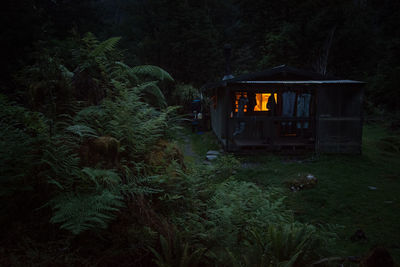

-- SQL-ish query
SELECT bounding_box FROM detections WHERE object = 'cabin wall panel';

[316,85,363,153]
[209,81,364,154]
[211,87,229,141]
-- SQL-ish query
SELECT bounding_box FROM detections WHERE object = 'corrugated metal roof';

[202,65,365,91]
[227,65,336,82]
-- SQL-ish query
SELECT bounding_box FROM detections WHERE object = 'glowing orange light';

[234,92,248,113]
[254,93,278,111]
[234,92,277,113]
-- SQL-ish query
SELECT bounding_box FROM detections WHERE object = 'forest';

[1,0,400,266]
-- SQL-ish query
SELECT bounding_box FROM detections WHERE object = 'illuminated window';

[234,92,278,113]
[254,93,278,111]
[234,92,248,113]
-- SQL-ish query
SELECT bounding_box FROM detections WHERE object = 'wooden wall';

[210,86,230,147]
[209,82,364,153]
[316,84,364,153]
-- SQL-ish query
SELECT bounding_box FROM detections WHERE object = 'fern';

[82,167,120,189]
[6,32,185,241]
[16,55,74,116]
[136,81,167,108]
[42,135,81,191]
[65,124,98,138]
[73,87,178,161]
[241,223,338,266]
[208,180,291,230]
[112,61,140,85]
[149,234,207,267]
[59,64,74,79]
[73,105,107,135]
[119,166,162,197]
[81,32,100,52]
[49,190,123,234]
[131,65,174,82]
[45,108,166,234]
[89,36,121,59]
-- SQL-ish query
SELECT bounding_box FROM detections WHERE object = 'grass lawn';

[187,123,400,262]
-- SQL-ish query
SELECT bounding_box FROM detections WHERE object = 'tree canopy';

[3,0,400,111]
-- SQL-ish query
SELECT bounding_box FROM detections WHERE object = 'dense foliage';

[0,34,179,264]
[1,0,399,265]
[0,32,342,266]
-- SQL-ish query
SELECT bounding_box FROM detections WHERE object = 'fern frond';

[131,65,174,82]
[49,190,123,235]
[82,32,100,51]
[66,124,98,138]
[112,61,139,84]
[41,133,81,192]
[82,168,120,189]
[150,234,206,267]
[135,81,167,108]
[89,37,121,58]
[59,64,74,79]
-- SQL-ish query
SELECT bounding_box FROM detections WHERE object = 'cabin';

[202,65,365,153]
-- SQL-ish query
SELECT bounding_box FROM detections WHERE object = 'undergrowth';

[1,33,341,266]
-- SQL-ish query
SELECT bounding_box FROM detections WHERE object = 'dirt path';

[182,136,195,157]
[180,134,202,164]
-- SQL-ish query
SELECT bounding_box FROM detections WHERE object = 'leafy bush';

[171,83,200,109]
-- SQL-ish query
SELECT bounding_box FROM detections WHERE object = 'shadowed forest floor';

[181,123,400,263]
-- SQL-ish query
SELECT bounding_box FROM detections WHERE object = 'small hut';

[202,65,365,153]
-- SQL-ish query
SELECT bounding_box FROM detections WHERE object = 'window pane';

[254,93,277,111]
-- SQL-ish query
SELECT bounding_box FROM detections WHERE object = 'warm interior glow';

[234,92,247,113]
[234,92,278,113]
[254,93,278,111]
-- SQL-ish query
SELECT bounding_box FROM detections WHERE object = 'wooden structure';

[203,65,365,153]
